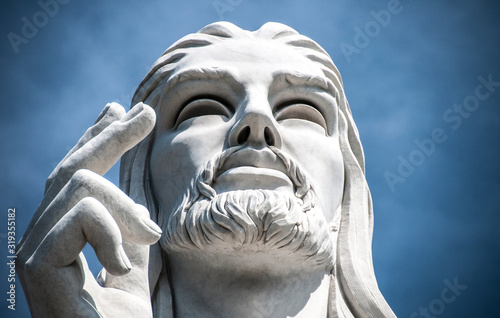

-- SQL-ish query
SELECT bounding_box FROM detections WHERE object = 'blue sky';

[1,0,500,317]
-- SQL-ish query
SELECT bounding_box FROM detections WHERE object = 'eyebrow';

[163,66,241,93]
[272,70,337,97]
[166,67,336,94]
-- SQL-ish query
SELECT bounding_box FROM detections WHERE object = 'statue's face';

[150,38,344,225]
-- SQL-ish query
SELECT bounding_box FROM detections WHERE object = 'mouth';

[213,147,294,193]
[216,147,289,178]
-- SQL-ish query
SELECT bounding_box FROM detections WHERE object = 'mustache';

[195,145,316,211]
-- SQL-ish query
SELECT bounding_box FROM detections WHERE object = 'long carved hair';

[120,21,395,318]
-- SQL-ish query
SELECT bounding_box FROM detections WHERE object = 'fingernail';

[142,217,162,235]
[105,102,126,120]
[121,102,144,122]
[94,103,111,124]
[119,246,132,271]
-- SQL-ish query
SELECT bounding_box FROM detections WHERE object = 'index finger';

[41,102,155,221]
[45,102,126,193]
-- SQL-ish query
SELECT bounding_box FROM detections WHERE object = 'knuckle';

[76,197,106,219]
[15,253,28,274]
[69,169,99,194]
[23,257,43,280]
[78,196,103,210]
[45,175,55,190]
[72,168,94,182]
[57,160,75,181]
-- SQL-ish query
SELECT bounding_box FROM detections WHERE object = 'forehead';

[171,38,327,84]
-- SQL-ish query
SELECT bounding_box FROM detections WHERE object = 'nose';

[228,101,282,149]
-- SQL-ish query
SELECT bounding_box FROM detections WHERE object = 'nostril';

[264,127,274,146]
[237,126,251,145]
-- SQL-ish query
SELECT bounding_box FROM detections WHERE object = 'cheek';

[149,117,230,211]
[280,125,344,221]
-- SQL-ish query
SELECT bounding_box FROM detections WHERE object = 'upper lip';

[216,147,288,178]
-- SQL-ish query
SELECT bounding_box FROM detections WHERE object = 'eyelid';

[174,95,233,128]
[274,99,328,133]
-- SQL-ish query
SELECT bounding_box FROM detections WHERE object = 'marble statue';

[17,22,396,317]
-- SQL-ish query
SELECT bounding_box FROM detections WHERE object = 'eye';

[275,100,328,131]
[175,97,232,127]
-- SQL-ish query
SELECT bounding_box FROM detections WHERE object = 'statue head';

[120,22,394,317]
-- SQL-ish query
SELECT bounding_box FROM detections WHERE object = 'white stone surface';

[17,22,395,317]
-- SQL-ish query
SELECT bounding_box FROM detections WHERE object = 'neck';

[165,250,331,318]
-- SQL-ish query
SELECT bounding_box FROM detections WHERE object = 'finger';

[18,103,127,249]
[23,198,129,317]
[25,255,102,317]
[19,103,153,248]
[45,102,155,201]
[97,238,152,301]
[45,102,126,193]
[34,197,131,275]
[20,102,156,245]
[18,169,161,258]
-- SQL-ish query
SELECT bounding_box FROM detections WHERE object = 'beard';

[157,146,336,272]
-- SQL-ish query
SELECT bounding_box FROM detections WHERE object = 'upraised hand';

[17,102,160,318]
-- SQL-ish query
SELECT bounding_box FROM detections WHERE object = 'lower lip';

[213,167,294,194]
